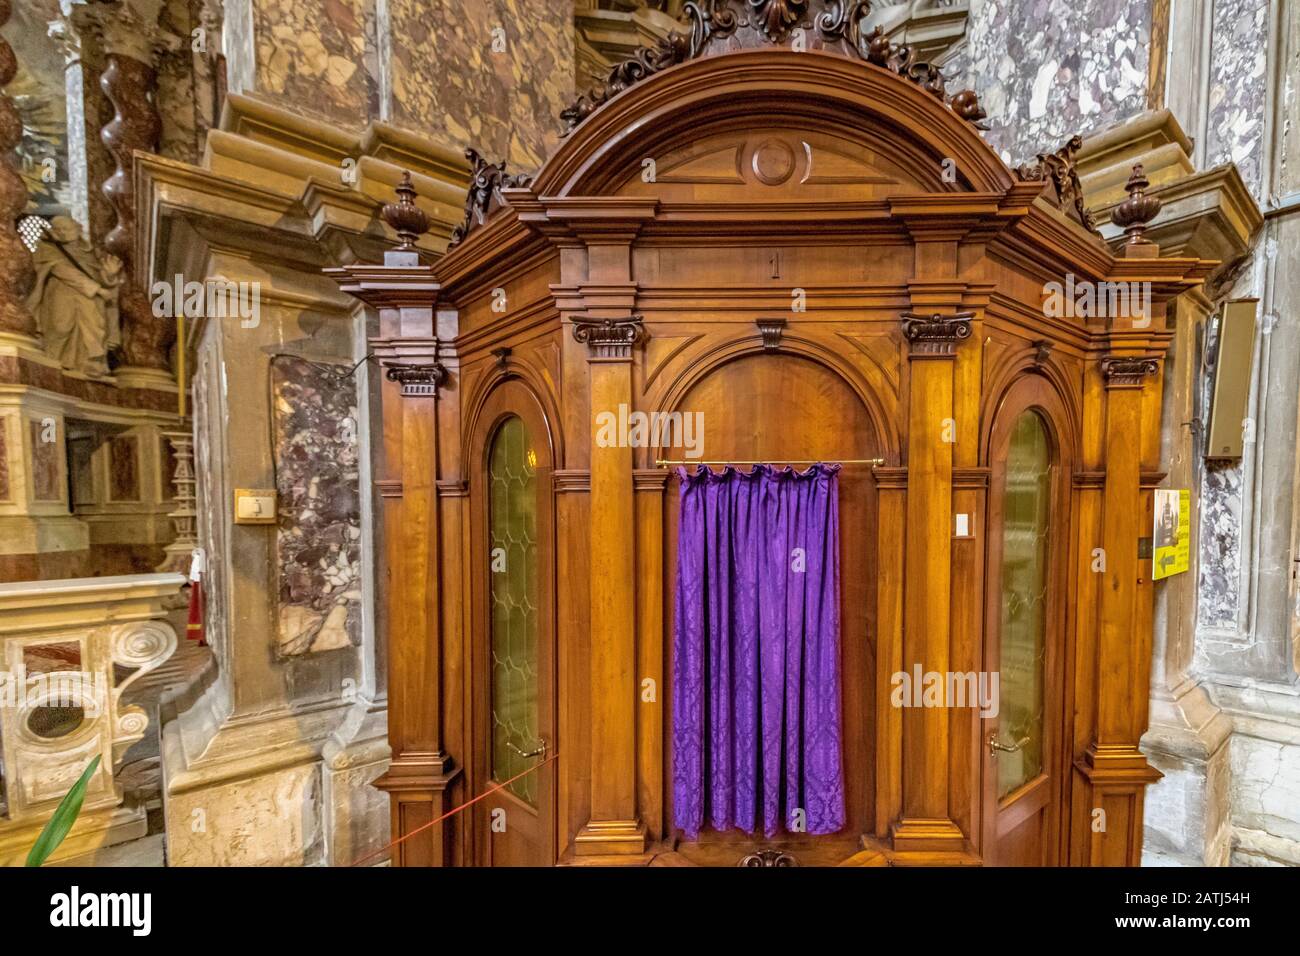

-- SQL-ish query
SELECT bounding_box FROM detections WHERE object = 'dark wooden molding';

[1015,134,1102,239]
[1100,354,1160,389]
[871,465,908,489]
[901,310,975,357]
[756,317,787,350]
[633,468,671,491]
[448,148,532,248]
[953,466,991,489]
[571,313,644,359]
[559,0,987,137]
[375,478,403,498]
[552,469,592,493]
[384,362,447,397]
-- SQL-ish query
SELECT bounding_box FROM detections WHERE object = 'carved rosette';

[560,0,986,136]
[1100,355,1160,389]
[901,310,974,357]
[1016,134,1102,239]
[101,51,171,370]
[572,314,645,360]
[448,148,533,248]
[0,0,36,338]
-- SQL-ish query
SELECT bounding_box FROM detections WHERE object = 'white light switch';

[234,488,277,524]
[954,513,971,538]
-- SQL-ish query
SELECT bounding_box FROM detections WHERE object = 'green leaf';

[25,754,102,867]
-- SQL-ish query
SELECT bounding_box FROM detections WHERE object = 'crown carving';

[1016,134,1102,239]
[559,1,986,136]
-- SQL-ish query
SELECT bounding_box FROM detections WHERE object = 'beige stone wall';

[225,0,576,170]
[386,0,575,170]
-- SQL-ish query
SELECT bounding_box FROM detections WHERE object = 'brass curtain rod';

[654,458,885,466]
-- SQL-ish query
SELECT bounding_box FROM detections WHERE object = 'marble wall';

[386,0,576,170]
[250,0,376,130]
[221,0,576,169]
[960,0,1156,162]
[271,356,362,657]
[1204,0,1269,198]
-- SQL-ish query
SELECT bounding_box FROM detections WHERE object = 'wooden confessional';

[329,2,1214,867]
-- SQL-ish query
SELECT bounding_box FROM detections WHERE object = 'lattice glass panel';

[997,411,1051,799]
[488,416,539,804]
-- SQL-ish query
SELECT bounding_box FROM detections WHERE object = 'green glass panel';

[997,411,1051,800]
[489,416,539,804]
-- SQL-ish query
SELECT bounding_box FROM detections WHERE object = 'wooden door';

[980,379,1069,866]
[469,382,557,866]
[663,353,877,866]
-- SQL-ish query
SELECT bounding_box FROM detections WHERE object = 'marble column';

[0,0,37,341]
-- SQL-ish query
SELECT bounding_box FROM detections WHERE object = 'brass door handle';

[507,738,547,760]
[988,732,1029,757]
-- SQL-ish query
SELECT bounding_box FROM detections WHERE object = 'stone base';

[161,678,389,866]
[0,804,147,867]
[113,365,179,394]
[1141,678,1233,866]
[321,697,390,867]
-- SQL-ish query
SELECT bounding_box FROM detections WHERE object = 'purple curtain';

[672,463,845,840]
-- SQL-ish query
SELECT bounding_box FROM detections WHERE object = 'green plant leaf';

[25,754,102,867]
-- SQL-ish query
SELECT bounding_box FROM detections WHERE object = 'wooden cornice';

[322,263,440,310]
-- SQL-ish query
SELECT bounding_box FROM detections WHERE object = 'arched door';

[981,376,1071,865]
[663,352,879,865]
[468,381,556,866]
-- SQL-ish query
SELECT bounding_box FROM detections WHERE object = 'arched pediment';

[531,50,1016,199]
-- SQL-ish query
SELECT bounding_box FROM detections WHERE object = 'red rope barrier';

[348,751,559,867]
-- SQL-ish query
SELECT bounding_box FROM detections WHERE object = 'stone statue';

[26,216,123,378]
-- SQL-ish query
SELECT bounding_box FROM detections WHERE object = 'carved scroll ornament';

[560,0,987,135]
[448,148,533,248]
[1015,134,1103,239]
[901,310,974,357]
[571,314,645,359]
